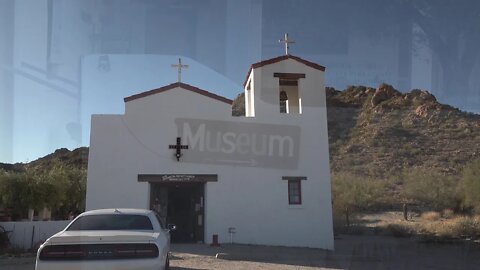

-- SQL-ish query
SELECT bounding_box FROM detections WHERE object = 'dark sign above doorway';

[138,174,218,183]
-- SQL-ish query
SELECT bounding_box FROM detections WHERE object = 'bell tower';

[244,34,325,119]
[243,56,325,119]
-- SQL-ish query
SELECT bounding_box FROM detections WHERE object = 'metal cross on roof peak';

[279,33,295,55]
[171,58,189,82]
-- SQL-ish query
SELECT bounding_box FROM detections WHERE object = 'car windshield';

[66,214,153,231]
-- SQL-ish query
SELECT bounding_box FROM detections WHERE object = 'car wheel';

[165,255,170,270]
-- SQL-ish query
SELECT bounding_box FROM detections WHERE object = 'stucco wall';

[86,89,232,210]
[0,220,70,250]
[86,58,333,250]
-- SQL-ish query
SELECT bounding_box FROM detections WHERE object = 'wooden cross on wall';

[169,137,189,161]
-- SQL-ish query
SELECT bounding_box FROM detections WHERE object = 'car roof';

[80,208,153,216]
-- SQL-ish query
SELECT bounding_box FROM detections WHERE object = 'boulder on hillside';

[415,104,433,118]
[328,85,372,107]
[325,87,339,98]
[345,85,368,100]
[365,87,376,95]
[404,89,437,103]
[371,83,402,107]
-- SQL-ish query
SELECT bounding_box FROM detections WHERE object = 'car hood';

[47,230,160,245]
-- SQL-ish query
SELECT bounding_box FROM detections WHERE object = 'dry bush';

[333,212,362,234]
[421,211,441,221]
[417,221,436,236]
[380,214,480,241]
[418,216,480,240]
[442,217,480,239]
[442,209,455,219]
[385,223,414,238]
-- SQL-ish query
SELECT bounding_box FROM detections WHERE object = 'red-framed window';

[288,179,302,205]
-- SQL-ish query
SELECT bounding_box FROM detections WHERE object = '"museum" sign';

[174,118,300,169]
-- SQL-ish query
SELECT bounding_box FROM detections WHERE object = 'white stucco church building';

[86,45,334,249]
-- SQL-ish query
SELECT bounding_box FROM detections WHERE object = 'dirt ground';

[2,234,480,270]
[169,235,480,270]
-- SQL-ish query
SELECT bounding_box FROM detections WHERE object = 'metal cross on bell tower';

[171,58,189,82]
[278,33,295,55]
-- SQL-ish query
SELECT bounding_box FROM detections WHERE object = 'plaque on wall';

[138,174,218,183]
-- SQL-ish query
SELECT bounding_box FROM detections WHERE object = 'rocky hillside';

[0,147,88,173]
[233,83,480,178]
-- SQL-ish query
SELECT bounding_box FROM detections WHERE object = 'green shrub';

[401,168,461,211]
[331,172,386,226]
[0,160,86,220]
[463,159,480,213]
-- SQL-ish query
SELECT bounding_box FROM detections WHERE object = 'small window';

[278,79,300,114]
[280,90,288,113]
[288,180,302,205]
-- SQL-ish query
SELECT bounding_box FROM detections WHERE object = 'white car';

[35,208,174,270]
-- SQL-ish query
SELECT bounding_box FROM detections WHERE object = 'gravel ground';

[0,257,34,270]
[3,235,480,270]
[170,235,480,270]
[170,244,338,270]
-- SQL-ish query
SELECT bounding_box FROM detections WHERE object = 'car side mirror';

[167,224,176,231]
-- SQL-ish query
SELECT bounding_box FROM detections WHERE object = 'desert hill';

[2,84,479,179]
[0,147,88,173]
[233,83,480,178]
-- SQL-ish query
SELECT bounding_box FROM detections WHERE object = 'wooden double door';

[150,182,204,243]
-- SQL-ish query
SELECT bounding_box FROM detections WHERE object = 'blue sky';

[1,0,479,163]
[81,55,244,144]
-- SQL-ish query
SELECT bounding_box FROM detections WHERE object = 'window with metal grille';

[288,180,302,205]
